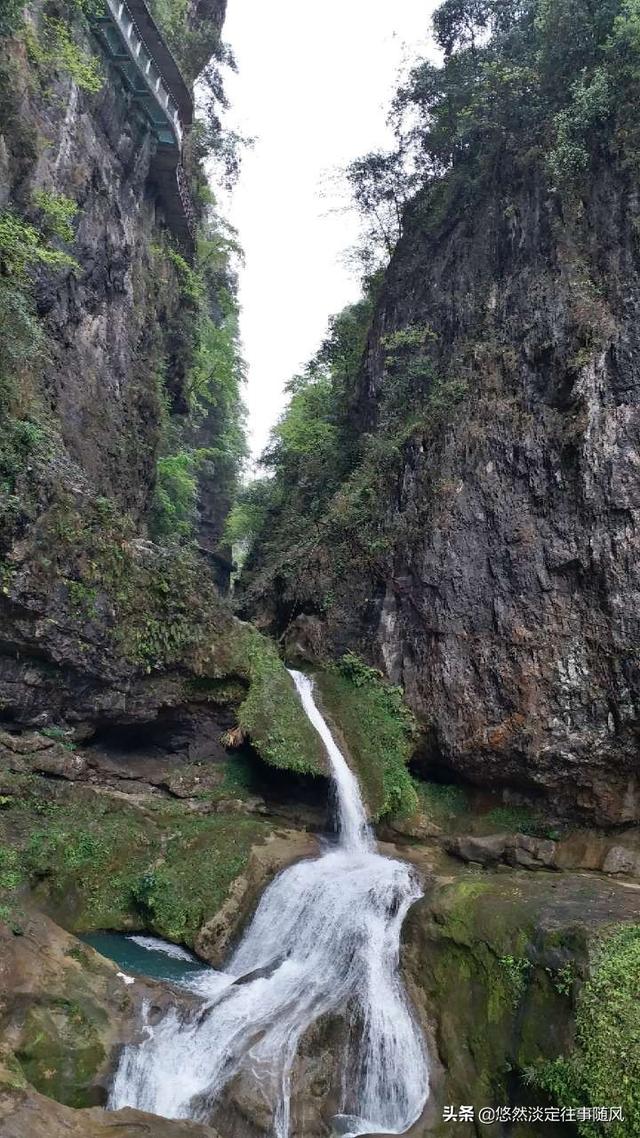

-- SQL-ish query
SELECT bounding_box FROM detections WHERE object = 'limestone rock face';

[0,0,245,735]
[387,184,637,821]
[245,163,640,825]
[365,173,639,826]
[1,8,173,518]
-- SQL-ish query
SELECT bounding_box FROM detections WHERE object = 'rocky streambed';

[1,720,639,1138]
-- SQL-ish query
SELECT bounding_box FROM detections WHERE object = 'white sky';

[221,0,437,464]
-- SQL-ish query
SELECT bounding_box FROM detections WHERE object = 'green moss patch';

[530,924,640,1137]
[483,805,563,840]
[234,626,326,775]
[0,779,271,946]
[16,997,106,1108]
[413,779,469,822]
[315,652,417,819]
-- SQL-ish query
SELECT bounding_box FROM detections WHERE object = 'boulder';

[0,731,53,755]
[0,1089,220,1138]
[601,844,640,876]
[0,909,197,1110]
[0,733,87,780]
[29,744,88,781]
[445,834,510,865]
[508,833,558,870]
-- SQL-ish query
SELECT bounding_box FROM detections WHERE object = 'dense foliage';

[530,924,640,1137]
[149,219,247,546]
[348,0,640,266]
[234,299,465,626]
[231,293,377,613]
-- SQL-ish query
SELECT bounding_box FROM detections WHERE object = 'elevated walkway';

[94,0,196,251]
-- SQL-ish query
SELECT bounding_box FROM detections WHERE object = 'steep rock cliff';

[239,47,640,824]
[358,165,639,824]
[0,0,325,776]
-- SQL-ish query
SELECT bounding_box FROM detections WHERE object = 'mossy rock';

[314,654,417,819]
[531,924,640,1137]
[403,866,640,1134]
[232,625,326,776]
[16,998,106,1108]
[0,780,276,947]
[3,489,325,780]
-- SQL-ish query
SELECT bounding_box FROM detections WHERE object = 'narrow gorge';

[0,1,639,1137]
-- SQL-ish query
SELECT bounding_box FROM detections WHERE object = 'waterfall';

[109,669,429,1136]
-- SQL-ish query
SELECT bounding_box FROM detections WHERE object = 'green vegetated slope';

[405,872,640,1138]
[314,654,418,819]
[0,771,269,945]
[531,925,640,1137]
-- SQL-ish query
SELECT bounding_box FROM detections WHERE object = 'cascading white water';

[109,670,429,1136]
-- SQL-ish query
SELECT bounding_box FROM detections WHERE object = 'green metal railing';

[94,0,196,244]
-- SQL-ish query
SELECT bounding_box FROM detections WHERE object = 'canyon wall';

[241,165,640,823]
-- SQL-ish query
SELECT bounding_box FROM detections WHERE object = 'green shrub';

[316,653,418,819]
[148,225,247,549]
[0,281,43,393]
[0,845,24,892]
[0,210,77,277]
[0,417,49,500]
[25,17,103,93]
[223,477,272,547]
[0,207,77,398]
[547,68,613,185]
[499,953,533,1007]
[32,190,79,243]
[166,247,203,304]
[150,452,199,540]
[546,960,578,997]
[529,925,640,1137]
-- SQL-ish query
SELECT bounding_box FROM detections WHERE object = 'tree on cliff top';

[345,0,639,270]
